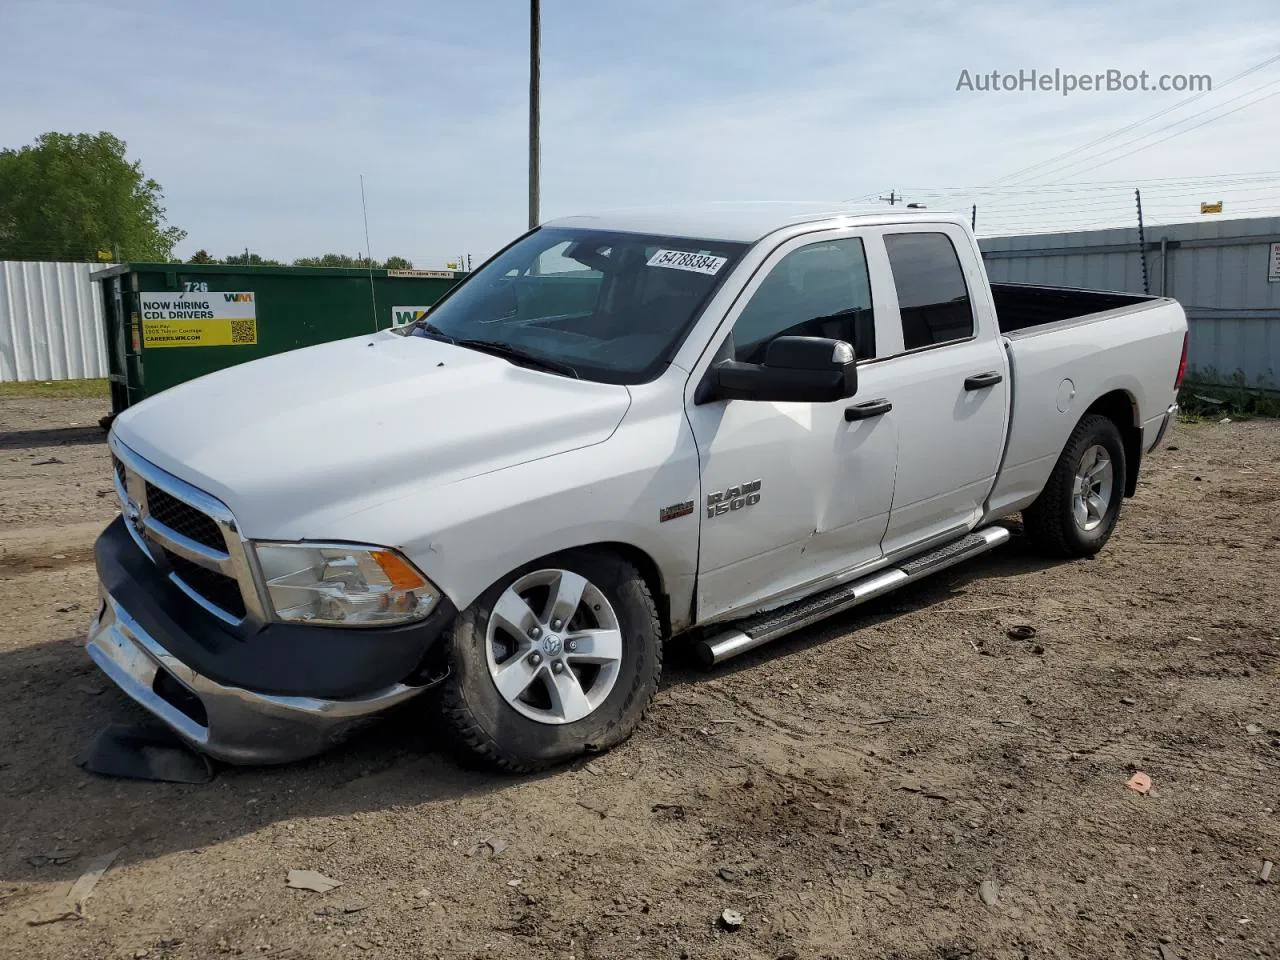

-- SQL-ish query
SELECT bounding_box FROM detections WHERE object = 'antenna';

[360,174,379,332]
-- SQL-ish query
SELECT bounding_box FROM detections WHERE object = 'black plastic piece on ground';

[80,723,215,783]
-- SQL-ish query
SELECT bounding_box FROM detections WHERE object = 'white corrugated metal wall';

[980,217,1280,391]
[0,260,112,382]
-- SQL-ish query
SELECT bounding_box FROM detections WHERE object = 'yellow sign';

[143,318,258,348]
[387,268,455,279]
[139,291,257,348]
[1201,201,1223,214]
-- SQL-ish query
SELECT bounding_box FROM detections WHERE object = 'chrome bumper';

[1148,402,1178,452]
[86,592,426,765]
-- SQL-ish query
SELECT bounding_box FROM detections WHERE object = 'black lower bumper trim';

[94,516,456,698]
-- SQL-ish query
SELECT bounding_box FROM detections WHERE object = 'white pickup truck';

[88,203,1188,771]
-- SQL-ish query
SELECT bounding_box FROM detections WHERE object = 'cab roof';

[542,201,965,244]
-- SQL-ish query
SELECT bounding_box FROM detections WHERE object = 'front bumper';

[86,516,455,765]
[87,593,426,764]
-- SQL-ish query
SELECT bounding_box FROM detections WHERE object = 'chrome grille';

[162,549,247,619]
[110,438,260,626]
[145,483,225,551]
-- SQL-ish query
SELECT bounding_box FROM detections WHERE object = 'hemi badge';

[659,500,695,523]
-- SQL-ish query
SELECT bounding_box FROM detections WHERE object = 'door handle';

[844,398,892,421]
[964,371,1003,390]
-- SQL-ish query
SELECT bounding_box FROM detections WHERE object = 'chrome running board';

[694,525,1011,667]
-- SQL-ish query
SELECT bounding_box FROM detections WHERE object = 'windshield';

[409,228,748,383]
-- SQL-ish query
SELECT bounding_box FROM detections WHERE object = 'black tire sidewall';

[445,550,659,767]
[1058,416,1127,553]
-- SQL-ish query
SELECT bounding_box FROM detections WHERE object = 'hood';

[113,331,631,537]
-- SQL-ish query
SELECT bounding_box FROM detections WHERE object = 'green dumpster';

[92,262,465,415]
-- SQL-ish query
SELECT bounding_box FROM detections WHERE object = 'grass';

[1178,381,1280,420]
[0,378,110,399]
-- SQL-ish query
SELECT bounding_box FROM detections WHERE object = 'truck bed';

[990,282,1153,334]
[982,286,1186,523]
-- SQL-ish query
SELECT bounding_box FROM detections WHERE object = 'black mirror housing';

[703,336,857,404]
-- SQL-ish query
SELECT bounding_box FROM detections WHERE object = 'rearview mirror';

[700,336,858,404]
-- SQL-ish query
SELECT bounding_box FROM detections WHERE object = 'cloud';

[1,0,1277,261]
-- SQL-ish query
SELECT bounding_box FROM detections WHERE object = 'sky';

[3,0,1279,268]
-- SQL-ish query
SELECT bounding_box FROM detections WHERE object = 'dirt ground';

[0,395,1276,960]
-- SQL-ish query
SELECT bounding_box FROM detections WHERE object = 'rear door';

[873,226,1010,556]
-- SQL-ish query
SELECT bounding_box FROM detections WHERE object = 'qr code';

[230,320,256,344]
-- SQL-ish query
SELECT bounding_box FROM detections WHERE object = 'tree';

[0,131,186,262]
[222,251,280,266]
[187,249,216,264]
[293,253,361,268]
[292,253,414,269]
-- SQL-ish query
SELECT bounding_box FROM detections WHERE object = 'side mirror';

[701,336,858,403]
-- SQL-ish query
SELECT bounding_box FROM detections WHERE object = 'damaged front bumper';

[87,592,428,764]
[86,517,454,765]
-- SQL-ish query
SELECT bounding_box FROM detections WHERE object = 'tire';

[1022,414,1127,558]
[440,549,662,773]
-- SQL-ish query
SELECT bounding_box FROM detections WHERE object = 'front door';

[687,231,900,623]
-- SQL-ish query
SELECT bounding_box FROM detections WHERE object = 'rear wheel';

[1023,414,1127,558]
[440,550,662,772]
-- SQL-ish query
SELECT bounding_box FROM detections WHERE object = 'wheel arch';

[1083,389,1142,497]
[496,540,674,640]
[588,541,672,639]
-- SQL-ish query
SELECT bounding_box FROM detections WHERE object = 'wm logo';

[393,308,429,326]
[222,293,254,302]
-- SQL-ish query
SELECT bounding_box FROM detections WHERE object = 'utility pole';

[528,0,541,230]
[971,204,977,232]
[878,189,899,205]
[1135,188,1149,295]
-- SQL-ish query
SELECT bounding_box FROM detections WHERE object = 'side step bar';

[694,525,1011,667]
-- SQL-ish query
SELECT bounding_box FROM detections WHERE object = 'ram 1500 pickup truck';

[88,203,1188,771]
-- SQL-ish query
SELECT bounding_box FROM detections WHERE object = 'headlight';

[253,542,440,626]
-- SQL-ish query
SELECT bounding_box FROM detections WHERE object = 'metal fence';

[980,217,1280,391]
[0,260,111,382]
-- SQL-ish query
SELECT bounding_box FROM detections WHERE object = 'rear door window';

[884,232,974,351]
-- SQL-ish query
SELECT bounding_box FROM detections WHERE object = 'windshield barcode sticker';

[646,249,728,275]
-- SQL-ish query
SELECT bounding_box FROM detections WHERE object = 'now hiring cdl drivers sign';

[139,290,258,348]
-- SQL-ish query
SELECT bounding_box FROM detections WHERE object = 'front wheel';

[1022,414,1127,558]
[440,550,662,772]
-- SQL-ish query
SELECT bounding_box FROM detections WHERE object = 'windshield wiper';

[455,339,580,379]
[413,321,456,343]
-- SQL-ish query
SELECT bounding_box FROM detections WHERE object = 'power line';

[900,178,1280,225]
[1058,89,1280,180]
[975,206,1280,235]
[932,184,1280,214]
[990,52,1280,185]
[900,172,1280,195]
[1008,77,1280,184]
